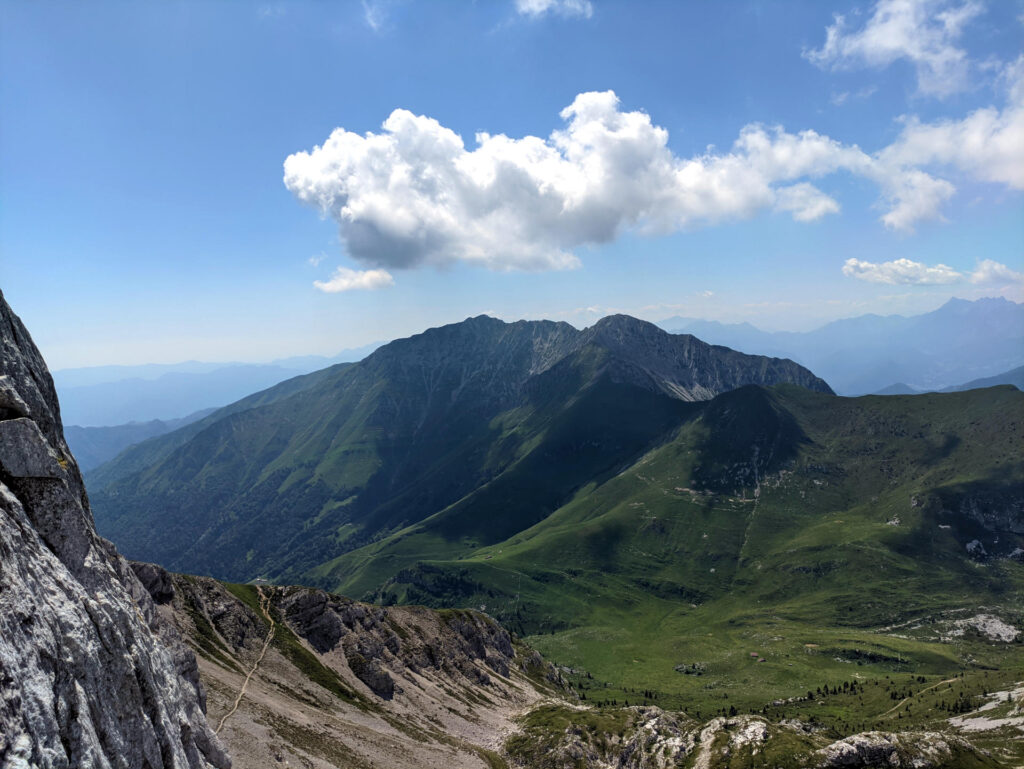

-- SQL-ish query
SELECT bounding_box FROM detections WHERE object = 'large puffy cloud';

[285,87,1023,276]
[804,0,983,98]
[843,257,1023,285]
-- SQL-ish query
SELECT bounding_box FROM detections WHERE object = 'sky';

[1,0,1022,369]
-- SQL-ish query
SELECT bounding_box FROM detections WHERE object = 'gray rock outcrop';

[0,290,229,769]
[816,730,976,767]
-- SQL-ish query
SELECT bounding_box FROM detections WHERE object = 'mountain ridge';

[87,313,832,586]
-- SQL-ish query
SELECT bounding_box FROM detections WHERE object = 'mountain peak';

[569,313,832,400]
[587,313,670,341]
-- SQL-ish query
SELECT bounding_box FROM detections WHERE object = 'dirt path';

[880,677,959,719]
[215,586,276,735]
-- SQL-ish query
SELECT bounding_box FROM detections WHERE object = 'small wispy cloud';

[362,0,388,32]
[831,86,878,106]
[842,257,961,284]
[257,3,286,20]
[308,253,327,267]
[842,257,1024,285]
[313,267,395,293]
[515,0,593,20]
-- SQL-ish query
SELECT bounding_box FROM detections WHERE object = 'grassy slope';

[325,385,1024,718]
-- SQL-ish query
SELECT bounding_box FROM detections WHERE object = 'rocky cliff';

[0,291,229,769]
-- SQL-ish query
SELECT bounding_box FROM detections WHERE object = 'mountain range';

[658,296,1024,394]
[83,307,1024,764]
[5,287,1023,767]
[88,313,831,583]
[54,296,1022,428]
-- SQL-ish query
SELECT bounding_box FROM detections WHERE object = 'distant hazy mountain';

[87,314,831,583]
[659,297,1024,395]
[873,382,922,395]
[942,364,1024,393]
[53,342,382,426]
[873,364,1024,395]
[64,408,216,471]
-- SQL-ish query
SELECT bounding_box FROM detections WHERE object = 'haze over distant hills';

[57,296,1020,428]
[52,342,382,426]
[872,366,1024,396]
[659,297,1024,395]
[941,364,1024,393]
[64,408,216,471]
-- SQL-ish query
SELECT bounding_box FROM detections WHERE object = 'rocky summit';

[0,291,229,769]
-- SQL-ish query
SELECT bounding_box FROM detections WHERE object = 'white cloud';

[313,267,394,293]
[774,182,841,221]
[831,86,879,106]
[805,0,984,97]
[842,257,1023,285]
[876,168,956,231]
[284,86,1024,276]
[362,0,388,31]
[515,0,593,19]
[842,257,963,284]
[879,56,1024,189]
[257,4,286,19]
[969,258,1024,284]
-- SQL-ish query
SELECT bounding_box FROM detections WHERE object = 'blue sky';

[2,0,1022,368]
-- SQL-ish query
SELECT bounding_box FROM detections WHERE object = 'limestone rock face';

[277,585,518,691]
[816,730,972,768]
[0,291,229,769]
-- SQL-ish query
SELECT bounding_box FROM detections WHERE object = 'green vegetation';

[504,704,636,767]
[333,384,1024,729]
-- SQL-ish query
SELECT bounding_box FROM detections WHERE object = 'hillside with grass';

[320,384,1023,730]
[87,314,831,583]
